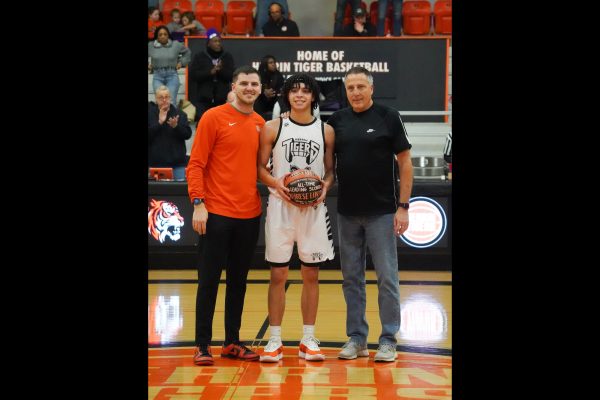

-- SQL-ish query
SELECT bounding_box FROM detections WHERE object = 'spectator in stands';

[255,0,289,36]
[189,28,235,122]
[341,6,376,36]
[187,65,264,366]
[254,55,285,120]
[148,6,163,41]
[181,11,206,36]
[377,0,403,36]
[262,2,299,37]
[148,86,192,181]
[333,0,360,36]
[166,8,185,36]
[148,26,192,106]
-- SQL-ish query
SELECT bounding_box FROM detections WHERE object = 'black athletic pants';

[195,212,261,346]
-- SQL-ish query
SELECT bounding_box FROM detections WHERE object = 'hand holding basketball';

[283,169,323,206]
[275,173,292,202]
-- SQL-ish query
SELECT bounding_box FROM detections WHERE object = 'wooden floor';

[149,269,452,399]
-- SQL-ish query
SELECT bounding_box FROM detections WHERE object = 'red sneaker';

[221,342,259,361]
[193,345,214,366]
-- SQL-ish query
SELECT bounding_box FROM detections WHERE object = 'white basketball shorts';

[265,195,335,266]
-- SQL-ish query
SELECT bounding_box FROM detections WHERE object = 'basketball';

[284,169,323,206]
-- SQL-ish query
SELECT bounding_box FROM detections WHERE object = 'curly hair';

[280,73,320,112]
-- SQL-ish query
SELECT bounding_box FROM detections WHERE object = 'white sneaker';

[338,340,369,360]
[299,335,325,361]
[260,337,284,362]
[374,343,397,362]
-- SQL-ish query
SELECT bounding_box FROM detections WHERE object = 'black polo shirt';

[328,103,411,216]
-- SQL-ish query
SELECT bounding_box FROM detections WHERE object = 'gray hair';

[345,66,374,85]
[155,85,171,97]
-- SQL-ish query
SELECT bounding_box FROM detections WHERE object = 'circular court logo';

[400,196,447,248]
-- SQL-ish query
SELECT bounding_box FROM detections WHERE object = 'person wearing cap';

[262,2,300,37]
[341,7,376,37]
[188,28,235,122]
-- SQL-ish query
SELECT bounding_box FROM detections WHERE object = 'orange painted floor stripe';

[149,346,452,399]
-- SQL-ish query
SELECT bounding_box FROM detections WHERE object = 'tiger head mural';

[148,199,184,243]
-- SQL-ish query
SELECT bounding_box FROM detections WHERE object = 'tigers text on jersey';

[268,116,325,199]
[265,116,334,265]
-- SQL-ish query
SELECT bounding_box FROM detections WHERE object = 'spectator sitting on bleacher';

[262,2,299,37]
[148,26,191,106]
[188,28,235,122]
[148,6,162,41]
[181,11,206,37]
[255,0,289,36]
[341,7,376,37]
[254,55,285,120]
[166,8,185,36]
[148,86,192,181]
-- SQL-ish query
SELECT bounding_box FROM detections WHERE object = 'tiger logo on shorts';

[148,199,184,243]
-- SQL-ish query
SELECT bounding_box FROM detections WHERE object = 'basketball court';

[149,269,452,399]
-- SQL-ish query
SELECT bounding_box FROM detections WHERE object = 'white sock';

[303,325,315,337]
[270,325,281,340]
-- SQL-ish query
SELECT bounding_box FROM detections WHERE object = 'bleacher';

[155,1,451,37]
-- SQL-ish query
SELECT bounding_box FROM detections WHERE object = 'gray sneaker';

[374,343,397,362]
[338,340,369,360]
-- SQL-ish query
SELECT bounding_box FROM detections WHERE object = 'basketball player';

[257,73,335,362]
[186,66,264,366]
[328,66,413,362]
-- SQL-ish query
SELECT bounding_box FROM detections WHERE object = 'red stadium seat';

[194,0,225,32]
[162,0,193,24]
[225,0,255,35]
[402,0,432,35]
[433,0,452,35]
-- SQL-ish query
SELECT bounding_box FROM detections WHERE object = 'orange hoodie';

[187,103,265,219]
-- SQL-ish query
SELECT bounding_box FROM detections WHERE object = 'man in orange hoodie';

[186,65,265,366]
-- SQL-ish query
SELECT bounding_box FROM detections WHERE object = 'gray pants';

[337,213,401,346]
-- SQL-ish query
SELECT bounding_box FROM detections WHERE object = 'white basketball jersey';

[269,116,325,197]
